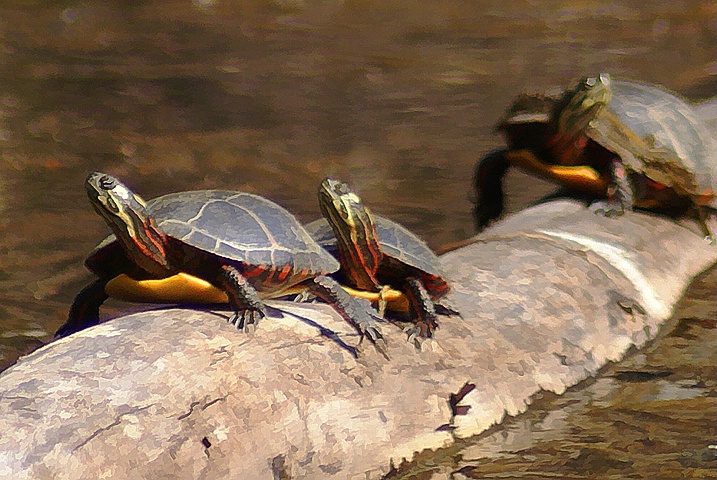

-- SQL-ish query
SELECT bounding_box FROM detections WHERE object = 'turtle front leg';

[55,278,110,338]
[303,275,384,347]
[403,277,439,342]
[590,158,634,217]
[219,265,268,330]
[473,149,511,232]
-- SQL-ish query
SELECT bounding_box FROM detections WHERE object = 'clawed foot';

[405,326,429,350]
[405,326,422,349]
[293,291,316,303]
[404,317,438,349]
[590,199,626,218]
[361,321,384,344]
[344,297,391,360]
[358,322,389,359]
[228,306,267,331]
[353,300,385,346]
[306,276,389,357]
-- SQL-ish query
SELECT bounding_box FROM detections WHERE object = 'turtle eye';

[333,181,349,196]
[99,175,116,190]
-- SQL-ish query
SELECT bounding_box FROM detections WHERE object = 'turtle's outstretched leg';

[55,278,110,338]
[218,265,268,330]
[303,275,384,349]
[473,149,511,232]
[590,158,634,217]
[403,277,440,343]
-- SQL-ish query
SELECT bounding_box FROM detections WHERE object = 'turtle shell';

[304,215,448,295]
[560,74,717,207]
[88,190,339,292]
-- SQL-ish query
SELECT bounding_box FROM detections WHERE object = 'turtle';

[304,178,456,340]
[54,172,384,349]
[473,73,717,239]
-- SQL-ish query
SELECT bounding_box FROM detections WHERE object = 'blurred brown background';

[0,0,714,403]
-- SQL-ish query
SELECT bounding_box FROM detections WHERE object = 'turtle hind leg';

[218,265,268,331]
[303,275,384,348]
[54,278,110,338]
[403,277,440,342]
[589,158,635,218]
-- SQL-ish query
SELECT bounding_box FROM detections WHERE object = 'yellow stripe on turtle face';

[105,272,410,312]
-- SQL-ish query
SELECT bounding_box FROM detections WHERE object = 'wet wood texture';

[0,201,714,479]
[390,267,716,479]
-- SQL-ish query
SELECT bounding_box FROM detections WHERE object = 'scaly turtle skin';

[309,178,454,339]
[474,74,717,238]
[55,172,383,348]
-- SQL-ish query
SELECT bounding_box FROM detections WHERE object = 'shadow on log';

[0,200,715,479]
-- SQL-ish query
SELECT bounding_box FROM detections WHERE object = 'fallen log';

[0,199,714,479]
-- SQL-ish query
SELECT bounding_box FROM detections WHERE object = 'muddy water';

[0,0,714,395]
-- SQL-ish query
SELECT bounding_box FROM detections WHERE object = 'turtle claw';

[293,291,316,303]
[590,200,626,218]
[435,301,461,318]
[404,326,425,350]
[591,159,633,218]
[359,326,389,359]
[229,307,267,332]
[355,308,385,347]
[305,276,388,357]
[361,321,384,343]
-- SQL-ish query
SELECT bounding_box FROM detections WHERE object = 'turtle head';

[318,178,373,232]
[318,178,382,284]
[547,73,613,165]
[576,73,611,99]
[86,172,170,275]
[86,172,148,235]
[558,73,612,131]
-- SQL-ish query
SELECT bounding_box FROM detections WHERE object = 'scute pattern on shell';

[149,190,339,274]
[90,190,339,277]
[584,79,717,206]
[305,215,445,277]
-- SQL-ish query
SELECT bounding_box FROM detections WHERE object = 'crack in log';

[177,395,229,420]
[73,404,152,452]
[177,401,201,420]
[209,345,232,366]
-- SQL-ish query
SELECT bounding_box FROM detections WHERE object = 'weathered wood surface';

[0,199,714,479]
[694,98,717,130]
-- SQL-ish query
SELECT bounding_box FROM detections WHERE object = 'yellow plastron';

[105,273,410,313]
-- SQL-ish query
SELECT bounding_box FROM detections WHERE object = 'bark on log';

[0,200,714,479]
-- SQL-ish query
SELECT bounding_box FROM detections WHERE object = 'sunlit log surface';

[694,98,717,130]
[0,198,715,479]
